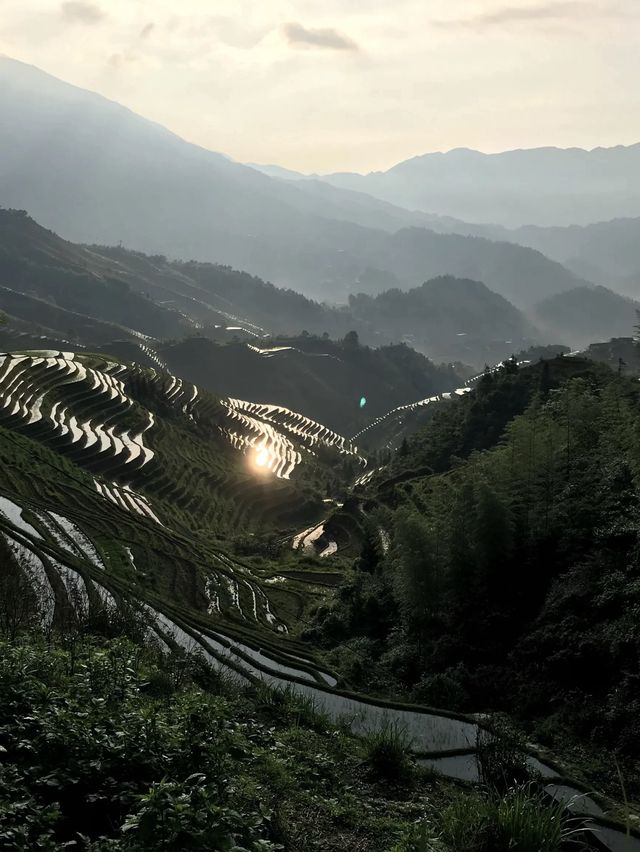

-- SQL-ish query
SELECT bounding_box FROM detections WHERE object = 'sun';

[255,448,270,468]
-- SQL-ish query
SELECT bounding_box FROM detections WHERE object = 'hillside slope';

[533,285,640,347]
[312,355,640,815]
[156,336,461,436]
[0,347,637,851]
[0,210,551,369]
[0,210,190,340]
[349,276,540,364]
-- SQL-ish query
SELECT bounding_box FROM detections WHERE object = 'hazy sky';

[1,0,639,172]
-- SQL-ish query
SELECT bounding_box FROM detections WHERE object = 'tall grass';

[476,717,531,792]
[363,720,413,781]
[439,784,588,852]
[494,785,586,852]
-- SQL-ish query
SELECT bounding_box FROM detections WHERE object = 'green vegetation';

[438,785,583,852]
[309,356,640,799]
[0,627,602,852]
[0,334,638,849]
[363,721,413,782]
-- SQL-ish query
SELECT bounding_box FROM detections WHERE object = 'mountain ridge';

[0,56,590,308]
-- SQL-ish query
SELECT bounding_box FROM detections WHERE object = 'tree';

[393,510,444,637]
[357,519,382,573]
[398,438,409,458]
[343,330,359,350]
[0,549,44,640]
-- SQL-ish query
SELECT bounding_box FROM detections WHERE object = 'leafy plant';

[493,785,587,852]
[476,717,532,793]
[119,774,278,851]
[390,820,438,851]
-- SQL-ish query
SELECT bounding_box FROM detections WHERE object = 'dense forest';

[307,354,640,796]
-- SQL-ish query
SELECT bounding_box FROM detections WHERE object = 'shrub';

[118,773,278,850]
[493,785,586,852]
[252,683,329,731]
[476,717,532,792]
[390,820,438,851]
[412,672,469,711]
[363,720,413,781]
[439,790,493,852]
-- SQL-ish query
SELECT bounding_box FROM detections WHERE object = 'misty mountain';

[356,228,584,309]
[0,210,548,368]
[498,218,640,297]
[0,57,585,309]
[348,276,539,364]
[532,285,640,348]
[0,57,444,273]
[314,145,640,228]
[0,208,354,343]
[0,209,189,340]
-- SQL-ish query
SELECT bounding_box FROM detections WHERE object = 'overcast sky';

[1,0,639,173]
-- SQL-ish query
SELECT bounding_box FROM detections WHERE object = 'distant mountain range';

[257,144,640,228]
[489,218,640,297]
[0,56,595,309]
[0,209,540,366]
[1,209,635,372]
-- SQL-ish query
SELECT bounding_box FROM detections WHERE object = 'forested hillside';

[349,276,538,364]
[309,354,640,800]
[1,344,638,850]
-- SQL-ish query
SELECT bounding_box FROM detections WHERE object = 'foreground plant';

[363,720,413,781]
[439,784,588,852]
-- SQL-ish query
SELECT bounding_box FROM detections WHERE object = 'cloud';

[434,2,597,29]
[139,23,155,40]
[107,50,138,70]
[60,1,105,24]
[283,22,359,51]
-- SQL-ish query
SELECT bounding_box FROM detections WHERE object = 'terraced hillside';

[0,350,369,526]
[0,349,636,852]
[154,336,462,436]
[0,346,370,661]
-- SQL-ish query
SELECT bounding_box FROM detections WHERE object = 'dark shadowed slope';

[156,336,462,436]
[0,210,189,340]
